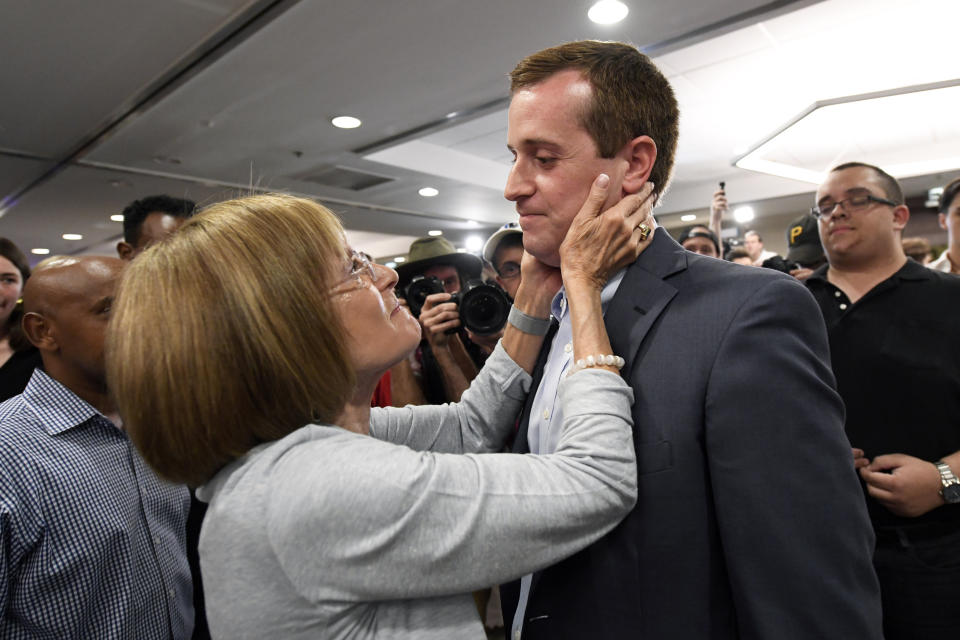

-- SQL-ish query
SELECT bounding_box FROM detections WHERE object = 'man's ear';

[940,212,948,231]
[22,312,58,352]
[619,135,657,195]
[116,241,135,261]
[892,204,910,232]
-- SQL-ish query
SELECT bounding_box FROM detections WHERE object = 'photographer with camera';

[394,236,509,406]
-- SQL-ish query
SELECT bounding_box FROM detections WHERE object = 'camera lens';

[459,281,511,335]
[404,276,445,317]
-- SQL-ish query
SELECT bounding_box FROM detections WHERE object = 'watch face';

[943,484,960,504]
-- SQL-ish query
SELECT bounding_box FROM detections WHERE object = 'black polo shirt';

[806,259,960,529]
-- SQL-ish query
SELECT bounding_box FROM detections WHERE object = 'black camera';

[404,276,511,335]
[761,255,801,274]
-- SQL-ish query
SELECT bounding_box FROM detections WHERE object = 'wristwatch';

[934,461,960,504]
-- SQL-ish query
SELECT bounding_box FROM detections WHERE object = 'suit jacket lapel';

[512,231,688,613]
[514,230,687,452]
[606,228,687,380]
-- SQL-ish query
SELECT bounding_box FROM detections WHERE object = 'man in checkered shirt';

[0,256,193,639]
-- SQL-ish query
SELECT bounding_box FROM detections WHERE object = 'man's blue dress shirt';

[0,369,193,639]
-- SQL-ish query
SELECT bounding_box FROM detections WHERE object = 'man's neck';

[826,253,908,303]
[947,246,960,274]
[45,366,115,416]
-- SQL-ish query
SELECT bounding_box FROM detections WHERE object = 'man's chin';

[523,243,561,269]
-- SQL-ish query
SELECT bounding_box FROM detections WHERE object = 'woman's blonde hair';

[108,194,355,486]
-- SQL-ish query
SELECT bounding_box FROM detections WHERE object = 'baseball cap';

[784,214,825,267]
[482,222,522,263]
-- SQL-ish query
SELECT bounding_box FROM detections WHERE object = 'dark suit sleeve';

[704,276,883,638]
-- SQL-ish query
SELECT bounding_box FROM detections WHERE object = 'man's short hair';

[939,176,960,215]
[744,230,762,242]
[901,237,932,263]
[677,226,720,254]
[121,195,196,246]
[830,162,903,204]
[725,246,752,262]
[510,40,679,201]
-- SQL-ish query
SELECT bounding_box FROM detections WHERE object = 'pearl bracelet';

[567,353,626,376]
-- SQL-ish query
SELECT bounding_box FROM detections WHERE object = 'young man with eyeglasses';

[483,222,524,300]
[805,161,960,639]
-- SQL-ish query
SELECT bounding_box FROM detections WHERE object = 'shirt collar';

[551,267,628,320]
[807,257,932,286]
[21,369,114,436]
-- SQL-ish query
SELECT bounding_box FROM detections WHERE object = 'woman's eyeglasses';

[331,250,378,292]
[810,193,899,219]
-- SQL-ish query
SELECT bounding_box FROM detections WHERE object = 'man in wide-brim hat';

[395,236,482,295]
[390,236,486,409]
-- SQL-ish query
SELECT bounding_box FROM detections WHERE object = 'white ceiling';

[1,0,957,261]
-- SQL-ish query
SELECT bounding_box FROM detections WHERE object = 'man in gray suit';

[499,40,883,639]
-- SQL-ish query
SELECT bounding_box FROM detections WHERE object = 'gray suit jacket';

[502,229,883,639]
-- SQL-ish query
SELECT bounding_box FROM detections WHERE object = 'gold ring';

[637,223,651,241]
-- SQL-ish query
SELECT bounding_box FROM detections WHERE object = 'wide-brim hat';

[482,222,522,263]
[784,214,825,267]
[395,236,482,291]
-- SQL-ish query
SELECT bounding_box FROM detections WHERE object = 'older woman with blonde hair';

[108,177,656,639]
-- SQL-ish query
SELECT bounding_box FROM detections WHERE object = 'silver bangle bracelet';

[507,305,552,336]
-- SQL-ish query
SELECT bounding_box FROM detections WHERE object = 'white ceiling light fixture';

[394,256,406,263]
[331,116,362,129]
[62,233,83,240]
[428,230,443,237]
[735,79,960,184]
[733,206,755,223]
[456,247,467,253]
[465,236,484,252]
[385,261,397,269]
[588,0,628,25]
[680,214,697,222]
[927,187,944,209]
[31,248,50,255]
[418,187,439,197]
[111,214,124,222]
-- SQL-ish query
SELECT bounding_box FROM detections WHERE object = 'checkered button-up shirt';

[0,369,193,639]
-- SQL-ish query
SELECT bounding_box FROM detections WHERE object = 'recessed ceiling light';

[331,116,362,129]
[111,214,124,222]
[418,187,439,197]
[588,0,628,25]
[31,248,50,255]
[466,220,479,227]
[456,247,467,253]
[733,206,755,223]
[62,233,83,241]
[681,214,697,222]
[394,256,406,263]
[465,235,483,252]
[428,230,443,237]
[385,261,397,268]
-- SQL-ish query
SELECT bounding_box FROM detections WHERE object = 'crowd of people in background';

[1,38,958,640]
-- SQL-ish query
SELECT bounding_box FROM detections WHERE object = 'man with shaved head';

[0,256,194,639]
